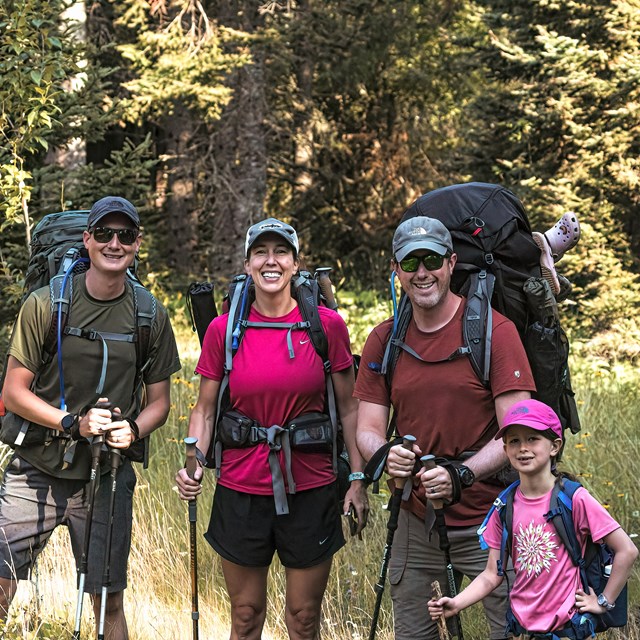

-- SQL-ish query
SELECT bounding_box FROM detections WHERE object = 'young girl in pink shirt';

[428,399,637,639]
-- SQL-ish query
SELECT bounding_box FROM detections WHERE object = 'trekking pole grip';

[315,267,339,311]
[421,454,444,509]
[184,437,199,481]
[395,435,416,491]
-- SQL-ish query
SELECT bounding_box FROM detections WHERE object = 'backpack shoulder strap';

[379,287,412,440]
[544,477,590,589]
[462,270,495,387]
[477,480,520,577]
[292,271,342,472]
[130,279,156,376]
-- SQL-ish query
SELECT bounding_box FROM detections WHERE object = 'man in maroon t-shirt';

[355,215,535,640]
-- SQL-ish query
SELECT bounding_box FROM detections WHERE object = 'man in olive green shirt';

[0,196,181,639]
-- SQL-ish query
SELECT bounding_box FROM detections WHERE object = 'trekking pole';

[315,267,339,311]
[184,436,200,640]
[97,445,122,640]
[368,435,416,640]
[421,455,464,640]
[72,432,104,640]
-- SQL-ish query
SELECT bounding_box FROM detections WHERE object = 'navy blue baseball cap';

[87,196,140,229]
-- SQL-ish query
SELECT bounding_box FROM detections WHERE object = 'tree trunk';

[156,103,199,278]
[203,2,267,281]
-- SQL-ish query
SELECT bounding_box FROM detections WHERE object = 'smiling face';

[244,233,299,296]
[83,212,141,276]
[503,425,563,477]
[393,250,457,312]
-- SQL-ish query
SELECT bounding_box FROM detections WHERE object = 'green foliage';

[262,0,478,289]
[115,0,248,125]
[0,0,70,227]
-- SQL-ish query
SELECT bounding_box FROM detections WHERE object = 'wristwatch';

[60,413,77,434]
[597,593,615,610]
[456,465,476,488]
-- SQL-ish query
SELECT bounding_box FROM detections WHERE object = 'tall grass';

[2,297,639,639]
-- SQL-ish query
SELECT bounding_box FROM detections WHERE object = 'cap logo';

[409,227,428,237]
[510,406,529,416]
[259,222,284,231]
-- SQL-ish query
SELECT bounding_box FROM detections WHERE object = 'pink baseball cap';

[495,399,562,440]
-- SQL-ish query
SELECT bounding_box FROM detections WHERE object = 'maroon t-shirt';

[354,296,535,525]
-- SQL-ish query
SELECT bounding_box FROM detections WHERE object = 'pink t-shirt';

[482,484,621,632]
[196,304,353,494]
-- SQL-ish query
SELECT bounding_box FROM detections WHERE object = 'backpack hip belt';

[215,410,335,516]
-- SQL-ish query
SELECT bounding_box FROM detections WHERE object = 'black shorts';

[205,482,345,569]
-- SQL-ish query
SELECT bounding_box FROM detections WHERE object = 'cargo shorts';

[0,454,136,593]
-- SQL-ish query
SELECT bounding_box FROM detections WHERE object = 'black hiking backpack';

[381,182,580,447]
[478,477,628,633]
[0,210,156,466]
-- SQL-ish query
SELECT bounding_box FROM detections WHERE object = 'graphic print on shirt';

[514,521,559,577]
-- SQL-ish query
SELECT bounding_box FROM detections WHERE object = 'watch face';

[61,414,75,431]
[459,466,474,486]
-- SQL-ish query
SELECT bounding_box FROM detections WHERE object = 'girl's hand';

[575,587,601,615]
[427,596,459,620]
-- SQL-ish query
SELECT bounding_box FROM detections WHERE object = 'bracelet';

[125,418,140,441]
[348,471,366,482]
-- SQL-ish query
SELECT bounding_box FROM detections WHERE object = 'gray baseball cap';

[87,196,140,229]
[392,216,453,261]
[245,217,299,257]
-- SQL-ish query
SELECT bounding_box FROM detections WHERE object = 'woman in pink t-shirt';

[427,399,637,639]
[176,217,369,640]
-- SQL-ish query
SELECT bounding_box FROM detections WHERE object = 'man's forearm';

[464,437,509,481]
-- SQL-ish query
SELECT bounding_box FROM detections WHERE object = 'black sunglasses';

[91,226,138,245]
[398,253,448,272]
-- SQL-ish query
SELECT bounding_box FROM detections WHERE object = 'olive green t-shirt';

[8,273,181,479]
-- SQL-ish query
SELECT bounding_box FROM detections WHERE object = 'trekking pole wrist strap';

[194,446,210,468]
[69,415,84,442]
[125,417,140,441]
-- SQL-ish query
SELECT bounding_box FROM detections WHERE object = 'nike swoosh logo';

[299,339,310,345]
[319,537,329,545]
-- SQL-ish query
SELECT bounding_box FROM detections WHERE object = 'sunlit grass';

[1,302,639,638]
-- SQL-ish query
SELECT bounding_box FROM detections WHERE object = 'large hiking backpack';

[382,182,580,446]
[200,270,350,515]
[478,477,628,633]
[0,210,155,466]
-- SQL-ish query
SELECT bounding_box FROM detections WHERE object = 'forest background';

[1,1,640,638]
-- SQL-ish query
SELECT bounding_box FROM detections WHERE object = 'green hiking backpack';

[0,210,156,466]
